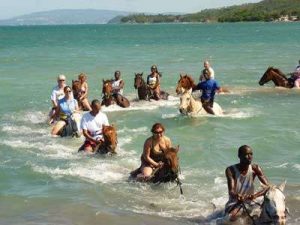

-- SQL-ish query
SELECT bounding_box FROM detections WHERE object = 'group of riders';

[47,60,295,224]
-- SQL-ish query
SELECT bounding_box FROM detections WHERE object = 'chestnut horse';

[130,146,181,184]
[134,73,169,100]
[101,79,130,108]
[78,124,118,154]
[97,124,118,154]
[176,74,196,95]
[259,67,294,88]
[217,182,288,225]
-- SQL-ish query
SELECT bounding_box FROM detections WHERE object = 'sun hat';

[57,74,66,81]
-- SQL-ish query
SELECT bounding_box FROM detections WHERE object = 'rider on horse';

[80,99,110,153]
[130,123,172,181]
[147,65,161,100]
[111,70,125,96]
[224,145,269,222]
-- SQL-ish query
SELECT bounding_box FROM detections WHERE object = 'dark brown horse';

[130,146,181,184]
[259,67,294,88]
[175,74,196,94]
[101,79,130,108]
[133,73,169,100]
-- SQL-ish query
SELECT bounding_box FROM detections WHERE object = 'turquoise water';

[0,23,300,225]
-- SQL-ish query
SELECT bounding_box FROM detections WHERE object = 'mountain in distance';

[0,9,132,26]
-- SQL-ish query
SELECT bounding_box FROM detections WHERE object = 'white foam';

[1,125,47,135]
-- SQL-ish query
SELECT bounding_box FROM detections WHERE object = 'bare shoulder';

[252,163,264,175]
[163,136,172,146]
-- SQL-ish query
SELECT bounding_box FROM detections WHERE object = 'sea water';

[0,22,299,225]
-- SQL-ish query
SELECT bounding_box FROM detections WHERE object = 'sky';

[0,0,261,20]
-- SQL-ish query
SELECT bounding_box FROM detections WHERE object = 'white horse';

[217,182,288,225]
[179,89,223,116]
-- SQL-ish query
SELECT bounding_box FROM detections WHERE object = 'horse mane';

[100,124,117,154]
[270,67,288,79]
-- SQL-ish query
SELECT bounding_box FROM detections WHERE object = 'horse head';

[259,67,274,86]
[102,79,113,96]
[72,80,82,100]
[152,145,180,183]
[176,74,196,94]
[259,67,289,87]
[179,89,194,115]
[134,73,144,89]
[100,124,117,154]
[259,182,287,225]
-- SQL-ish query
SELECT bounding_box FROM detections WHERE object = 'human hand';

[157,161,164,168]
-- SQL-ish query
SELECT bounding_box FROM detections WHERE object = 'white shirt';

[51,85,65,106]
[81,111,109,139]
[112,79,123,94]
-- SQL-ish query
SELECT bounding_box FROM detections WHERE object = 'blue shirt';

[195,79,220,100]
[58,97,78,116]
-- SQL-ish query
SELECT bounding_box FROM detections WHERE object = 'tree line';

[120,0,300,23]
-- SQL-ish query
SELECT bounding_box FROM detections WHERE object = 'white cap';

[57,74,66,80]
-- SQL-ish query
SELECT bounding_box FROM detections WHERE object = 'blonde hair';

[78,73,87,80]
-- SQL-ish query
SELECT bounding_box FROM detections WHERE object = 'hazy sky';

[0,0,261,20]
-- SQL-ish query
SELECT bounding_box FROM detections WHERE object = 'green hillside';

[120,0,300,23]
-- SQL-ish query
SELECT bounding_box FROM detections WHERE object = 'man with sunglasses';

[224,145,269,222]
[131,123,172,181]
[49,74,67,124]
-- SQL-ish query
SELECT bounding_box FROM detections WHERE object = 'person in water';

[147,65,161,100]
[111,70,125,96]
[77,73,92,111]
[224,145,269,222]
[49,74,67,124]
[193,69,222,115]
[292,60,300,88]
[133,123,172,181]
[199,60,215,82]
[51,86,80,136]
[80,99,109,153]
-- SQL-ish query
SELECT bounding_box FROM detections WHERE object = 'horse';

[72,79,86,110]
[78,124,118,155]
[97,124,118,154]
[176,74,196,95]
[179,89,223,116]
[134,73,169,100]
[259,67,294,88]
[129,146,181,185]
[216,182,288,225]
[101,79,130,108]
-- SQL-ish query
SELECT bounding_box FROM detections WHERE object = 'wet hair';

[78,73,87,80]
[151,123,165,133]
[238,145,252,157]
[91,99,101,107]
[64,86,72,92]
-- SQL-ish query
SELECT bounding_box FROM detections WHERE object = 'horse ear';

[180,74,183,78]
[278,180,286,192]
[141,72,143,76]
[102,79,105,83]
[175,145,180,153]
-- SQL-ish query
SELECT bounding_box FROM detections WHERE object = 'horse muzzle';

[179,108,187,115]
[259,80,264,86]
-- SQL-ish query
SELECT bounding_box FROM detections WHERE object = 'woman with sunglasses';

[51,86,80,136]
[132,123,172,181]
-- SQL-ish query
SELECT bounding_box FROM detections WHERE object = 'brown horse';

[72,80,87,110]
[175,74,196,94]
[101,79,130,108]
[130,146,181,184]
[133,73,169,100]
[259,67,294,88]
[97,124,118,154]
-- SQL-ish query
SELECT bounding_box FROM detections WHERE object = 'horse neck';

[188,94,202,112]
[270,71,288,86]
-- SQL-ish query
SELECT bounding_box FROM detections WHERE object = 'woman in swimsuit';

[78,73,92,111]
[135,123,172,181]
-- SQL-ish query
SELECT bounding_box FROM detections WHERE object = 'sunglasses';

[59,79,65,82]
[66,90,72,93]
[153,130,163,135]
